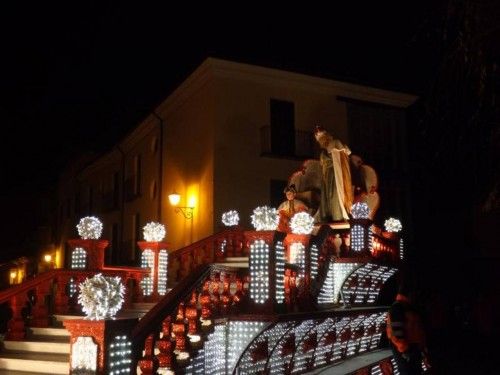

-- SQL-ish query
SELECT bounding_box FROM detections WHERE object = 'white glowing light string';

[143,221,166,242]
[251,206,279,231]
[222,210,240,226]
[76,216,103,240]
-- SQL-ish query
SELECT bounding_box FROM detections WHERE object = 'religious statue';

[277,184,308,232]
[314,126,353,222]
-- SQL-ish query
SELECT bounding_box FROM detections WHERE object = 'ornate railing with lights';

[132,264,249,374]
[0,266,148,341]
[167,226,246,285]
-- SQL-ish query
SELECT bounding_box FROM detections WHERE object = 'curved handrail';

[131,264,210,344]
[0,269,59,303]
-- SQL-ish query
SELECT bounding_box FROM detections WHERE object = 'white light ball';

[143,222,166,242]
[251,206,279,231]
[222,210,240,226]
[351,202,370,219]
[76,216,103,240]
[290,212,315,235]
[384,217,402,232]
[78,273,125,320]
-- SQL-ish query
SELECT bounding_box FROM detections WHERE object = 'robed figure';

[315,126,353,222]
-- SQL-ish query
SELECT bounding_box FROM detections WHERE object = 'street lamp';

[168,191,194,220]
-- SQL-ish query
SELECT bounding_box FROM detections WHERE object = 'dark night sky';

[0,2,440,256]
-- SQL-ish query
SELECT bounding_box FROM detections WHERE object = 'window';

[131,213,141,262]
[270,179,288,208]
[113,172,120,208]
[133,155,142,195]
[270,99,295,156]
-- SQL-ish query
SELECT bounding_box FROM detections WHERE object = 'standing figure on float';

[314,126,353,222]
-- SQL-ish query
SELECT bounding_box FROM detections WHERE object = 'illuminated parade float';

[0,129,418,375]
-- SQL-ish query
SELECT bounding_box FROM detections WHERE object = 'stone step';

[27,327,70,338]
[2,340,70,354]
[0,351,69,374]
[225,257,248,262]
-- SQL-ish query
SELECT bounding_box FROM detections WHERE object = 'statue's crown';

[314,125,326,141]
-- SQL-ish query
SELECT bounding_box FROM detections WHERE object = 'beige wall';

[55,57,416,262]
[212,71,350,228]
[159,80,216,250]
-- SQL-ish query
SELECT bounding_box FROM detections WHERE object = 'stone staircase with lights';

[0,301,164,374]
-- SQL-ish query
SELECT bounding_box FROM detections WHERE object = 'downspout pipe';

[151,111,164,222]
[116,145,126,265]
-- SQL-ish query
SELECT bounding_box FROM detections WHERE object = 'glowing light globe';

[76,216,103,240]
[384,217,402,232]
[351,202,370,219]
[290,212,315,234]
[222,210,240,226]
[251,206,279,231]
[78,273,125,320]
[143,222,166,242]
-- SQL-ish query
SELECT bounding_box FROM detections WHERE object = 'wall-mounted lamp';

[168,191,194,220]
[44,254,52,263]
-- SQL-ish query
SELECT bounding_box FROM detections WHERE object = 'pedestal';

[64,318,138,375]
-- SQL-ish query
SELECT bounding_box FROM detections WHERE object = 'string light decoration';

[251,206,279,231]
[108,335,132,375]
[290,212,314,234]
[351,224,365,252]
[351,202,369,219]
[222,210,240,227]
[78,273,125,320]
[158,250,168,296]
[249,240,270,304]
[310,244,319,280]
[142,221,166,242]
[227,321,266,373]
[204,323,227,375]
[384,217,402,232]
[312,318,336,367]
[317,262,361,304]
[399,238,404,260]
[71,247,87,269]
[69,277,78,297]
[275,241,285,304]
[237,322,295,374]
[289,243,306,280]
[140,249,154,296]
[341,264,397,305]
[76,216,103,240]
[71,336,98,373]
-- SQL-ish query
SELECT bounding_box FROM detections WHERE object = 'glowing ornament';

[351,202,369,219]
[251,206,279,231]
[143,221,166,242]
[222,210,240,226]
[290,212,315,234]
[384,217,402,232]
[78,273,125,320]
[76,216,103,240]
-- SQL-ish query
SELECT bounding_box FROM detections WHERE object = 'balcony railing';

[260,126,317,159]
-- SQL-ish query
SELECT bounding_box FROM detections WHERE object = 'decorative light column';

[349,203,372,255]
[64,273,137,375]
[138,222,169,301]
[247,206,284,310]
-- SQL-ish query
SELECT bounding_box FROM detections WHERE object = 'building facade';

[54,58,417,266]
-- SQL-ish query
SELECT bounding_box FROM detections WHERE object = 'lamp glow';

[168,192,181,206]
